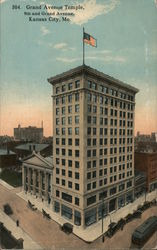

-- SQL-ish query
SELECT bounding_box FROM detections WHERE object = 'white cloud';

[56,53,126,64]
[54,43,67,49]
[46,0,120,25]
[41,26,50,36]
[86,55,126,63]
[54,43,76,51]
[72,0,120,25]
[56,57,80,63]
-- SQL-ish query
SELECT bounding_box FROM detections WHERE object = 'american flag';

[83,32,97,47]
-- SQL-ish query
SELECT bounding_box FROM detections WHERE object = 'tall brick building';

[48,65,138,228]
[135,152,157,192]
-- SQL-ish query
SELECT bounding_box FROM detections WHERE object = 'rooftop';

[48,64,139,94]
[0,149,16,156]
[15,143,49,152]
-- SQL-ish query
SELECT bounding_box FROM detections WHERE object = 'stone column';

[45,172,48,201]
[38,170,42,198]
[33,169,36,195]
[28,168,31,192]
[22,166,25,191]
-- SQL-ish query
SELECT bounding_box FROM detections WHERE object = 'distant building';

[0,149,17,169]
[22,153,53,205]
[135,151,157,192]
[135,132,156,143]
[134,169,146,198]
[14,124,43,143]
[15,143,52,159]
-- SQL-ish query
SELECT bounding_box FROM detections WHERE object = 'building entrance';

[109,198,116,212]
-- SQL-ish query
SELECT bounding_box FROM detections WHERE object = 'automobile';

[3,203,13,215]
[132,210,142,219]
[125,213,133,223]
[61,223,73,234]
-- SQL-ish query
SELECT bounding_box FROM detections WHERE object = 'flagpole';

[83,27,85,65]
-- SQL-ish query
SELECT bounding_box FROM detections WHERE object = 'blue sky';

[0,0,157,136]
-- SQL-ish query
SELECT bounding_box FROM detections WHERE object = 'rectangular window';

[56,87,60,94]
[75,80,80,88]
[75,104,79,113]
[68,116,72,125]
[75,116,79,124]
[75,139,79,146]
[62,96,65,104]
[68,105,72,113]
[75,197,79,206]
[68,82,73,90]
[68,181,72,188]
[75,150,80,157]
[62,107,65,115]
[75,127,79,135]
[56,97,59,105]
[88,93,92,102]
[75,161,79,168]
[87,195,96,206]
[62,192,72,203]
[75,172,79,179]
[75,183,79,190]
[75,93,79,101]
[68,94,72,103]
[68,128,72,135]
[56,108,59,115]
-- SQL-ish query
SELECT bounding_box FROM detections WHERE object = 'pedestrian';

[16,219,19,227]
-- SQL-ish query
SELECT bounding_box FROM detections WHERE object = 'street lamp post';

[102,197,104,242]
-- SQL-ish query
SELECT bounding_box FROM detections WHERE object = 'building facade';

[22,153,53,205]
[48,65,138,228]
[14,124,43,143]
[135,152,157,192]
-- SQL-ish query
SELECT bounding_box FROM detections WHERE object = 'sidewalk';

[17,190,157,242]
[0,179,14,190]
[0,209,42,249]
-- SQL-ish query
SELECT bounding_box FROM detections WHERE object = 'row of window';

[56,80,80,94]
[56,191,80,207]
[56,169,80,179]
[55,93,134,111]
[56,178,80,190]
[56,138,79,146]
[87,93,134,110]
[55,79,134,102]
[55,158,132,169]
[56,115,80,125]
[56,158,80,168]
[87,180,133,206]
[56,127,79,135]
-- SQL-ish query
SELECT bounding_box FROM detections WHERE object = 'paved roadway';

[0,184,157,249]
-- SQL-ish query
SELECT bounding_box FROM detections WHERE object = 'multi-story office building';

[48,65,138,228]
[14,124,43,143]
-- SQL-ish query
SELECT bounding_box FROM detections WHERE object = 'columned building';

[48,65,138,228]
[22,153,53,205]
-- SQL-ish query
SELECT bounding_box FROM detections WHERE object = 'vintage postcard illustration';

[0,0,157,249]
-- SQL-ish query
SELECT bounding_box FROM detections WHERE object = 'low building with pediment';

[22,152,53,205]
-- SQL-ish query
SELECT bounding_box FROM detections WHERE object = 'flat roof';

[0,149,16,156]
[15,143,49,151]
[48,64,139,94]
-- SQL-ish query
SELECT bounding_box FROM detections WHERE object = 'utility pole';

[102,197,104,242]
